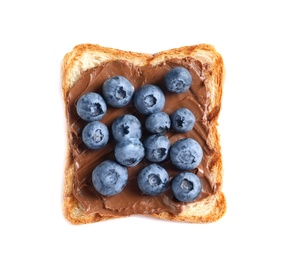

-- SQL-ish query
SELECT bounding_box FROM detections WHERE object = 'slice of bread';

[62,44,226,224]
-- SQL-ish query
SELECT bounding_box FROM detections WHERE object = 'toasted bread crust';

[62,44,226,224]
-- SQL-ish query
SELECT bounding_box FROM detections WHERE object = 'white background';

[1,0,291,259]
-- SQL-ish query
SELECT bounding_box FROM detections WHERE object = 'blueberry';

[76,92,107,122]
[171,108,196,133]
[144,134,170,163]
[102,76,134,108]
[137,164,169,196]
[145,112,171,134]
[111,114,142,142]
[170,138,203,170]
[92,160,128,196]
[171,172,202,202]
[134,85,165,115]
[164,67,192,93]
[114,138,145,167]
[82,121,109,149]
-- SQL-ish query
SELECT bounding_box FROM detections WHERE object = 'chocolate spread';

[66,58,218,217]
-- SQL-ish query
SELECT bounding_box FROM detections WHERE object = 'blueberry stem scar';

[115,87,126,99]
[181,179,193,192]
[144,95,157,107]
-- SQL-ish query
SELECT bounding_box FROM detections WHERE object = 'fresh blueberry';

[92,160,128,196]
[102,76,134,108]
[145,112,171,134]
[144,134,170,162]
[111,114,142,142]
[82,121,109,149]
[76,92,107,122]
[134,85,165,115]
[164,67,192,93]
[171,172,202,202]
[114,138,145,167]
[137,164,169,196]
[171,108,196,133]
[170,138,203,170]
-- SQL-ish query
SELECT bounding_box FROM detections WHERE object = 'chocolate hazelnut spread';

[66,58,218,217]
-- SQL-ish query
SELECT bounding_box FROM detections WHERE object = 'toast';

[61,44,226,224]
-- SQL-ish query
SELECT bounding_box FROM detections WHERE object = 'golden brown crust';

[61,44,226,224]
